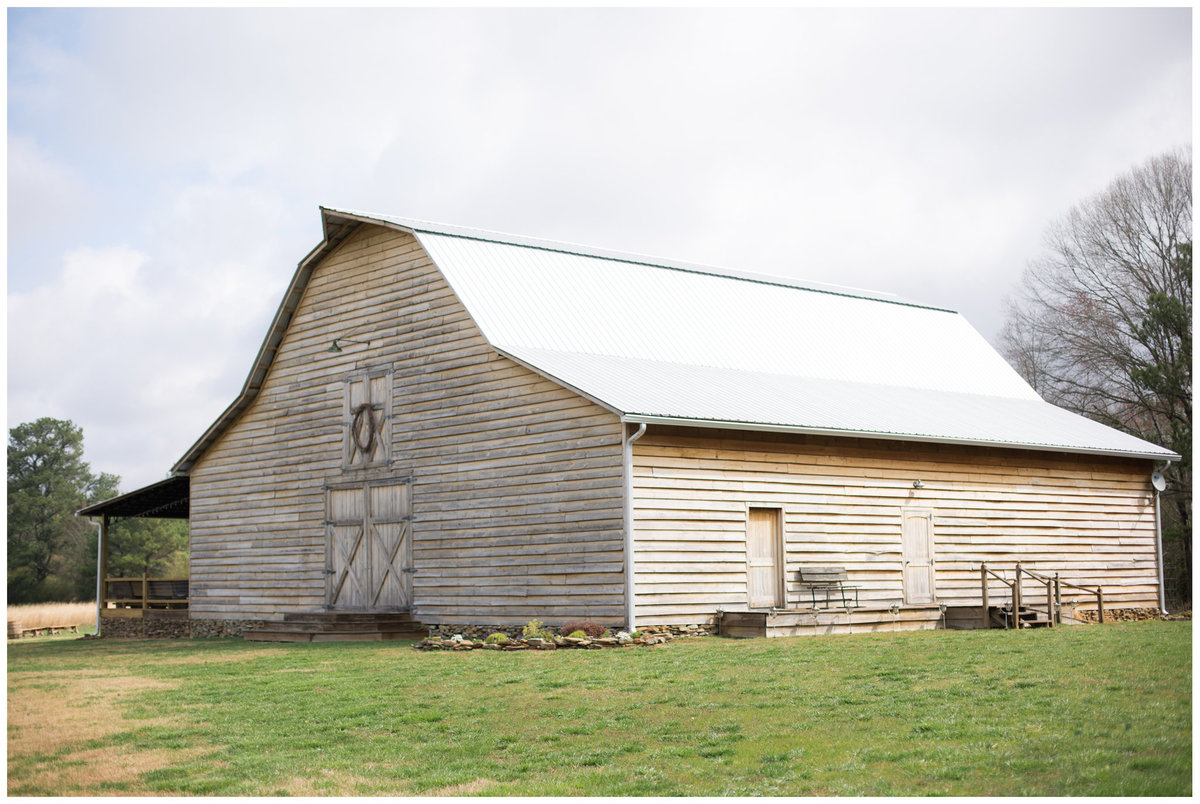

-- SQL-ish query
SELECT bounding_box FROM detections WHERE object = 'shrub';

[522,618,554,640]
[567,630,589,639]
[560,620,606,638]
[484,632,510,645]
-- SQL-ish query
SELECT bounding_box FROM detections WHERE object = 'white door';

[747,508,783,608]
[901,507,935,604]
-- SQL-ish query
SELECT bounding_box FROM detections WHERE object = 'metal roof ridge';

[322,206,956,314]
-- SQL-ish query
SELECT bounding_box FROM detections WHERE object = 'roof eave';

[77,475,190,519]
[493,347,623,418]
[619,414,1181,462]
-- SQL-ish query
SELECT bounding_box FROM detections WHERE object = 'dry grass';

[430,778,497,796]
[6,669,212,796]
[7,601,96,630]
[7,671,176,756]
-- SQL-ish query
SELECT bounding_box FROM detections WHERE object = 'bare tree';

[1001,148,1192,606]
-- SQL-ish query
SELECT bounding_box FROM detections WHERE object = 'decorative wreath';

[350,403,378,455]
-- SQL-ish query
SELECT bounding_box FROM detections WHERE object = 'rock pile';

[413,632,674,651]
[1074,607,1172,623]
[426,622,717,641]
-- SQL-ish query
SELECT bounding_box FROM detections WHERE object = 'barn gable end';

[187,223,626,627]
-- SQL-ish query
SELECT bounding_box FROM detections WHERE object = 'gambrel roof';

[173,207,1177,473]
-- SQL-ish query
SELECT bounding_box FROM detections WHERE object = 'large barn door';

[367,482,412,610]
[327,487,369,609]
[901,507,935,604]
[327,481,413,610]
[747,507,783,608]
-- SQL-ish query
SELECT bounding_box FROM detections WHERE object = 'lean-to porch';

[78,475,191,635]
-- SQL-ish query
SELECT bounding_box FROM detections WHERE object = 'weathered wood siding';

[633,427,1158,626]
[189,224,626,624]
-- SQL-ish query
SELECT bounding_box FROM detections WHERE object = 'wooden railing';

[979,562,1104,628]
[103,576,189,609]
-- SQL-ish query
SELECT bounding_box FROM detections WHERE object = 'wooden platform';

[243,611,426,643]
[719,605,944,638]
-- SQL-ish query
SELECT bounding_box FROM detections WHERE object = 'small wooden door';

[327,481,412,610]
[747,507,783,608]
[901,507,935,604]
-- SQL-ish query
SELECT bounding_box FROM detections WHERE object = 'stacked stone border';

[427,623,714,640]
[417,623,716,651]
[1072,607,1178,623]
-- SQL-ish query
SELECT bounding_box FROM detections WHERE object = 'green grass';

[7,622,1191,796]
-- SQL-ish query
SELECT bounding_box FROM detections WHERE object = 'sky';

[6,6,1193,492]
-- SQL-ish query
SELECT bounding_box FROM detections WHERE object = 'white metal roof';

[374,214,1170,462]
[499,347,1173,458]
[414,232,1040,401]
[176,207,1178,472]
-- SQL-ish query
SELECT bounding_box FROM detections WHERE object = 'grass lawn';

[6,622,1191,796]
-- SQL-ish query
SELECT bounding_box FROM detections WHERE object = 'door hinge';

[401,568,417,573]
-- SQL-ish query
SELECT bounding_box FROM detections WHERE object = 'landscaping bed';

[415,619,693,651]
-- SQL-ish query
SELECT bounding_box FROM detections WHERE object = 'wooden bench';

[107,580,138,607]
[797,567,860,610]
[147,579,190,607]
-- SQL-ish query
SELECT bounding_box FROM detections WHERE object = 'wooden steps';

[244,611,426,643]
[990,606,1054,629]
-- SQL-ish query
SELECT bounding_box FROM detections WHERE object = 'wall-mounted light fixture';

[912,479,925,489]
[326,338,369,353]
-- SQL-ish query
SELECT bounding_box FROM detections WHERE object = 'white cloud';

[6,136,95,260]
[7,185,294,489]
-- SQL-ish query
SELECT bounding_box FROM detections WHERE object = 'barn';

[82,207,1178,639]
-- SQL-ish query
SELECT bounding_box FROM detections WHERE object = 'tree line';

[1002,147,1191,608]
[7,417,188,604]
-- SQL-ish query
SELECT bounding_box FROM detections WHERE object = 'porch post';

[95,514,109,636]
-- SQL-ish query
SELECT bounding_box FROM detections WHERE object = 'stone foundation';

[97,616,265,639]
[97,616,720,641]
[99,613,190,639]
[189,618,267,638]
